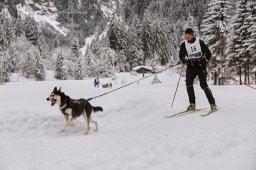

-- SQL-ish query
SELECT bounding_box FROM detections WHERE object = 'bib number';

[191,46,197,52]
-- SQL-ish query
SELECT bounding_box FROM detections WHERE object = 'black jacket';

[179,38,211,66]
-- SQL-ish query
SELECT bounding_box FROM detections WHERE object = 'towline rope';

[86,63,181,101]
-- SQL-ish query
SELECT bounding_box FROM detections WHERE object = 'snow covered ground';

[0,70,256,170]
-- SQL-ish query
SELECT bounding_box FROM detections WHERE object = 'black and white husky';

[46,87,103,135]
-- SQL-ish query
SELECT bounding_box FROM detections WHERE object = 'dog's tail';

[92,106,103,112]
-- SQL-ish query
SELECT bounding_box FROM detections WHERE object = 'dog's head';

[46,87,62,106]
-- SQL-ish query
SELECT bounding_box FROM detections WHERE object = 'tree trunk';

[214,71,217,85]
[244,62,247,85]
[247,59,250,85]
[255,72,256,84]
[239,65,242,85]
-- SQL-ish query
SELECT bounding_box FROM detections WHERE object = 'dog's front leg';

[60,116,76,132]
[64,115,69,122]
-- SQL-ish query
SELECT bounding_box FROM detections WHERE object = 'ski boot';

[187,103,196,111]
[210,104,217,112]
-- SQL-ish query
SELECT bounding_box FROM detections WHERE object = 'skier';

[179,28,217,112]
[94,77,100,88]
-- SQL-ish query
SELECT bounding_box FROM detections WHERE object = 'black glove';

[182,59,187,64]
[201,60,209,67]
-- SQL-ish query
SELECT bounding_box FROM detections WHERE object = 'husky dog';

[46,87,103,135]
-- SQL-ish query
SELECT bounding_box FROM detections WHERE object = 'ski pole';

[171,64,185,108]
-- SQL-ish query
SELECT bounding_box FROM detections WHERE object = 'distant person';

[94,77,100,88]
[179,28,217,112]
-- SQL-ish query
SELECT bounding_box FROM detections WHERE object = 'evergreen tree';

[0,25,7,51]
[95,47,117,77]
[0,13,9,51]
[10,35,32,73]
[245,1,256,63]
[125,46,144,70]
[55,49,67,80]
[140,13,153,65]
[226,0,250,83]
[67,37,80,78]
[151,75,162,84]
[22,52,34,78]
[151,20,170,65]
[136,0,152,19]
[75,58,83,80]
[14,17,24,37]
[201,0,231,84]
[167,23,180,64]
[84,46,97,77]
[184,14,199,36]
[125,17,144,69]
[243,0,256,84]
[37,34,48,59]
[0,51,12,83]
[34,50,45,81]
[24,16,39,46]
[241,0,254,61]
[5,17,16,46]
[150,52,159,69]
[116,50,129,72]
[107,18,128,52]
[72,38,80,58]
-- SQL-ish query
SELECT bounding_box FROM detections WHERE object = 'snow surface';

[0,70,256,170]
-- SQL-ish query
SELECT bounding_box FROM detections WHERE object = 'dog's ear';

[58,87,61,92]
[53,87,57,92]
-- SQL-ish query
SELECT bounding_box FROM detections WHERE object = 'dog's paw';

[94,129,98,132]
[83,131,89,135]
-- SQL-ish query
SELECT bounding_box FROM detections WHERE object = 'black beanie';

[185,28,194,35]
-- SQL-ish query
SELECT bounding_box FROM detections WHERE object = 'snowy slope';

[16,0,67,35]
[0,71,255,170]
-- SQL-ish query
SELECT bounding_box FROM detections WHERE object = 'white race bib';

[185,37,202,59]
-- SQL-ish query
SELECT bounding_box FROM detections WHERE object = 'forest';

[0,0,255,85]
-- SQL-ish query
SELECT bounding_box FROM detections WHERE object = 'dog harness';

[59,99,86,116]
[59,104,69,116]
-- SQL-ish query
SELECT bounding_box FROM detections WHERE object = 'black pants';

[186,66,215,105]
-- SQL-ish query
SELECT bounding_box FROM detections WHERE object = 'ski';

[165,108,207,118]
[201,110,217,117]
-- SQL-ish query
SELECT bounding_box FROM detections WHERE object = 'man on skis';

[179,28,217,112]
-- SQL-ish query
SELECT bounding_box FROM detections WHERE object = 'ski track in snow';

[0,72,255,170]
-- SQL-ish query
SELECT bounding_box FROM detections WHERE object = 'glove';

[201,60,209,67]
[182,59,187,64]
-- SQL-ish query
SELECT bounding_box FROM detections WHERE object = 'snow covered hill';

[5,0,118,35]
[0,71,255,170]
[15,0,67,35]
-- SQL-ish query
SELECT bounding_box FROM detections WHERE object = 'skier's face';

[184,33,193,42]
